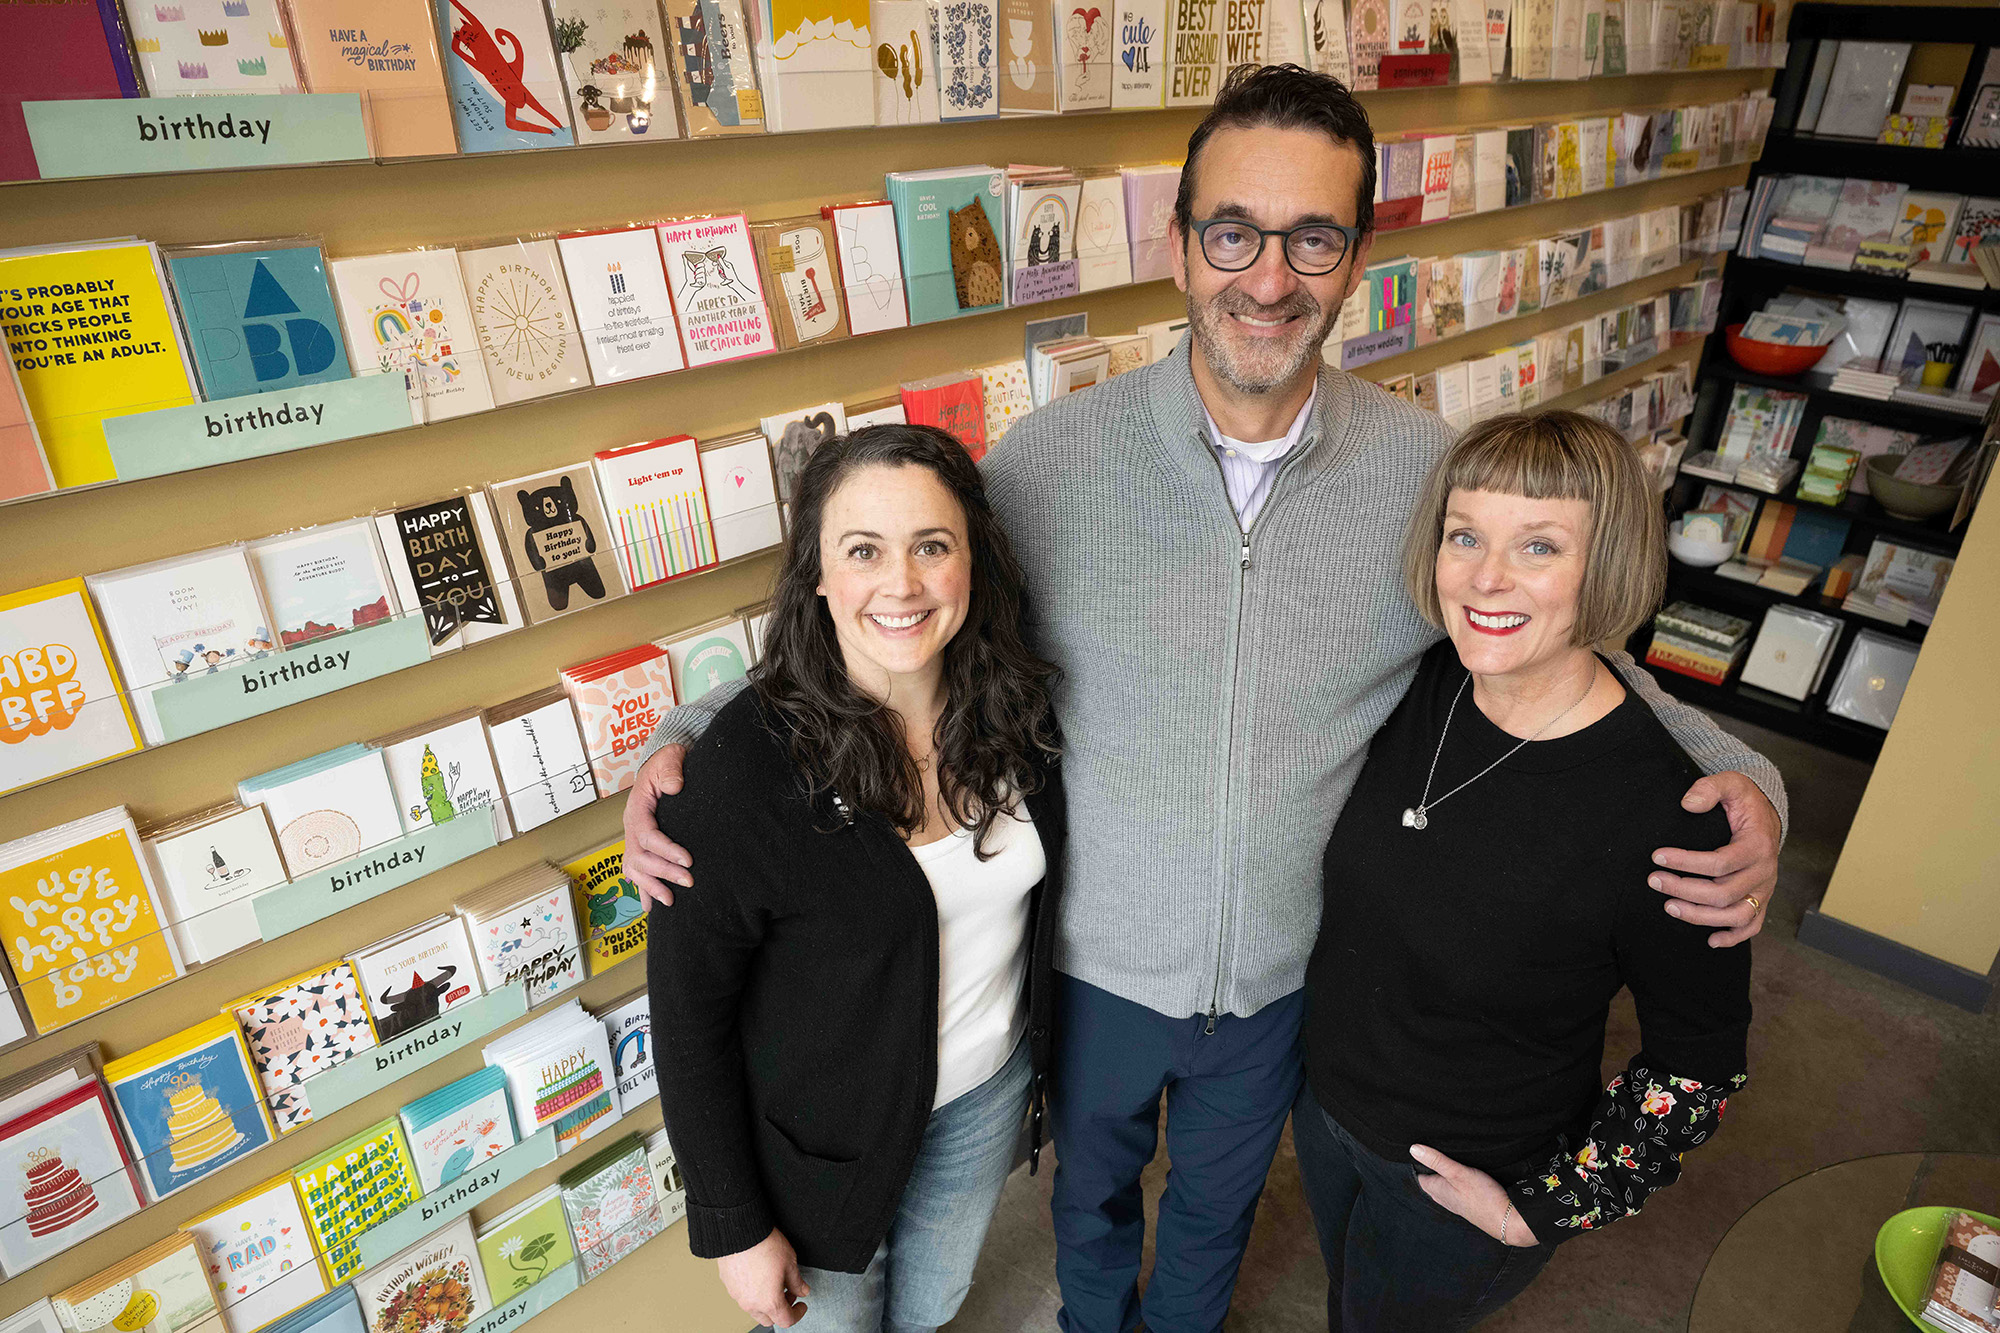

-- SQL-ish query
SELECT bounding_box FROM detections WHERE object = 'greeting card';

[245,521,398,650]
[0,0,141,183]
[481,1000,620,1149]
[140,803,285,964]
[665,0,764,135]
[353,1216,490,1333]
[226,960,377,1134]
[349,915,484,1042]
[488,464,628,626]
[162,241,351,402]
[761,400,846,503]
[398,1066,516,1192]
[127,0,300,95]
[330,249,495,425]
[935,0,999,118]
[750,215,850,351]
[550,1,681,145]
[458,239,590,405]
[459,862,586,1004]
[697,433,782,561]
[378,712,511,837]
[596,990,654,1106]
[561,842,644,974]
[591,436,718,589]
[185,1176,326,1333]
[657,616,751,704]
[474,1187,574,1297]
[554,228,688,384]
[871,0,942,123]
[762,0,873,131]
[439,0,574,152]
[239,744,406,879]
[1075,172,1132,292]
[283,0,456,157]
[103,1017,274,1203]
[0,579,142,796]
[50,1232,222,1333]
[656,214,778,367]
[559,1135,661,1278]
[290,1120,420,1283]
[561,645,675,796]
[0,1080,143,1276]
[373,491,524,654]
[480,690,596,833]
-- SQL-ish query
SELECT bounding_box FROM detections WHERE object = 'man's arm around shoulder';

[624,677,751,904]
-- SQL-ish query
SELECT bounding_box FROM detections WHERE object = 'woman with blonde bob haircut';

[1291,409,1753,1331]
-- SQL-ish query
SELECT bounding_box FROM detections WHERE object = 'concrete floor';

[952,715,2000,1332]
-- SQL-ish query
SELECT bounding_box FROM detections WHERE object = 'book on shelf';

[1646,602,1753,686]
[1883,299,1977,387]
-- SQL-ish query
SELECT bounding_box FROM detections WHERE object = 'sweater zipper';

[1202,433,1313,1034]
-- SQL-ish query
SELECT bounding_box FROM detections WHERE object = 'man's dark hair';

[1173,63,1378,242]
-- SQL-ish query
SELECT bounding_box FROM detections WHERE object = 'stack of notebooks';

[1718,500,1853,596]
[1645,603,1755,686]
[1830,365,1900,400]
[1845,539,1956,628]
[481,1001,620,1155]
[459,863,587,1007]
[398,1066,518,1192]
[0,808,181,1037]
[0,1046,143,1276]
[475,1184,577,1298]
[559,1134,665,1281]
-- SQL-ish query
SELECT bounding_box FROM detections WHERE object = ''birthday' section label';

[301,986,529,1121]
[251,810,501,941]
[106,374,412,480]
[354,1130,558,1270]
[22,95,369,180]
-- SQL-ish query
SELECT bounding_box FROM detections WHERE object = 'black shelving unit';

[1656,3,1996,758]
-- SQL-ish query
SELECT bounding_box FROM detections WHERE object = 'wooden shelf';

[1723,255,2000,315]
[1755,135,2000,194]
[1704,360,1990,433]
[1663,563,1930,645]
[1628,647,1890,761]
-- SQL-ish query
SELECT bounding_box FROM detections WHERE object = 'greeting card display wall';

[0,39,1775,1331]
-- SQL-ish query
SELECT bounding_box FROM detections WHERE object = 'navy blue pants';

[1050,973,1306,1333]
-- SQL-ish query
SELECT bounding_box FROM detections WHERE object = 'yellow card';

[562,840,646,974]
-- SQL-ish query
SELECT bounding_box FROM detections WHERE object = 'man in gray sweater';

[623,65,1783,1333]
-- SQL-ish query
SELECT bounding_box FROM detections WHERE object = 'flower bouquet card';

[656,214,778,367]
[751,215,850,352]
[458,239,590,406]
[657,615,751,704]
[239,744,405,878]
[697,433,782,562]
[103,1017,274,1204]
[481,690,595,833]
[0,0,141,183]
[558,1134,661,1278]
[458,862,585,1004]
[555,228,688,384]
[162,240,352,402]
[0,241,198,489]
[87,544,274,745]
[349,915,484,1042]
[0,1080,143,1277]
[762,0,874,131]
[330,249,494,425]
[246,521,398,650]
[377,711,511,839]
[226,959,377,1134]
[665,0,766,135]
[185,1175,326,1333]
[482,1000,620,1151]
[0,808,181,1033]
[475,1186,574,1296]
[126,0,302,95]
[282,0,456,157]
[595,989,654,1107]
[489,464,628,626]
[354,1216,490,1333]
[51,1232,222,1333]
[550,1,680,145]
[561,842,644,975]
[438,0,574,152]
[561,645,675,796]
[591,435,718,590]
[822,201,909,335]
[373,491,524,655]
[398,1066,516,1192]
[139,803,285,964]
[0,578,142,796]
[936,0,1000,118]
[290,1120,419,1284]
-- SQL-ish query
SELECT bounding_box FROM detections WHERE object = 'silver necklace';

[1402,671,1595,830]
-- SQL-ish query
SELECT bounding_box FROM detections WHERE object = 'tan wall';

[1815,483,2000,976]
[0,62,1766,1330]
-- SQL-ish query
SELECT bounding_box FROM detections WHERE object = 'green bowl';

[1874,1206,2000,1331]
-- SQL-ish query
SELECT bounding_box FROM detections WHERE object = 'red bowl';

[1724,323,1831,376]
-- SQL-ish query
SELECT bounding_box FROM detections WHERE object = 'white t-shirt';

[908,806,1047,1108]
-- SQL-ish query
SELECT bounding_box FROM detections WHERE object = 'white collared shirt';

[1202,382,1318,529]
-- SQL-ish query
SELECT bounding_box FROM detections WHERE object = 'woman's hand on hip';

[717,1229,810,1328]
[1409,1144,1539,1247]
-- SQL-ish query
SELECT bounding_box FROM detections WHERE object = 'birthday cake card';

[103,1016,274,1204]
[0,1080,143,1277]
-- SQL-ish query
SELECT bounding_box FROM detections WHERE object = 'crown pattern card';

[282,0,457,157]
[555,228,688,384]
[591,436,718,590]
[474,1186,574,1297]
[559,1134,661,1278]
[374,491,524,656]
[162,240,352,402]
[665,0,764,134]
[349,916,483,1043]
[481,690,595,834]
[549,1,680,145]
[245,522,399,651]
[103,1017,275,1204]
[290,1119,420,1284]
[0,809,181,1033]
[330,249,495,425]
[0,579,143,797]
[762,0,873,131]
[184,1175,327,1333]
[561,842,644,975]
[126,0,302,95]
[438,0,574,152]
[458,239,590,406]
[656,214,777,367]
[0,1080,144,1277]
[750,216,850,352]
[226,961,377,1135]
[51,1232,222,1333]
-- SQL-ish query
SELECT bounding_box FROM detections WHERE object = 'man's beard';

[1186,285,1337,395]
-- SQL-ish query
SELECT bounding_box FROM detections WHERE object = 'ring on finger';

[1745,895,1760,912]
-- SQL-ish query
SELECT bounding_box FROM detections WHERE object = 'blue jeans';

[1290,1085,1555,1332]
[777,1035,1032,1333]
[1050,974,1306,1333]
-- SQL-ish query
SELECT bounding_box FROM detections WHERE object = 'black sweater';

[647,689,1067,1273]
[1305,641,1751,1241]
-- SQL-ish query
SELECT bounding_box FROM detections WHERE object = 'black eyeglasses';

[1190,218,1362,276]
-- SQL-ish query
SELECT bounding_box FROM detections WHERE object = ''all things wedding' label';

[150,613,431,742]
[23,95,370,179]
[105,374,412,480]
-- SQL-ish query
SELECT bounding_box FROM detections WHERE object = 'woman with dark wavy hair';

[647,424,1066,1333]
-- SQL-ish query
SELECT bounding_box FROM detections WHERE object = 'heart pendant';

[1402,807,1427,830]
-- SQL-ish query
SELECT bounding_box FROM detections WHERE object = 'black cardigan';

[647,688,1068,1274]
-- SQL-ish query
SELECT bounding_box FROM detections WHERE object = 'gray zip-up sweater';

[640,338,1786,1020]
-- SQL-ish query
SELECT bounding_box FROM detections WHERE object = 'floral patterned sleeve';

[1506,1062,1746,1243]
